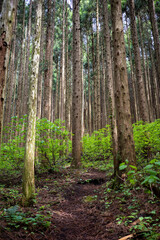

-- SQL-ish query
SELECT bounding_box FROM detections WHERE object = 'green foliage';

[36,118,72,169]
[0,116,72,173]
[141,158,160,186]
[82,126,112,161]
[0,115,27,171]
[82,126,112,170]
[1,205,51,230]
[133,119,160,164]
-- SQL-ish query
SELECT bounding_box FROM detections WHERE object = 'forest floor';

[0,167,160,240]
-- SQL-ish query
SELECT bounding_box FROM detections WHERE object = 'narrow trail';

[0,169,130,240]
[51,171,106,240]
[45,170,127,240]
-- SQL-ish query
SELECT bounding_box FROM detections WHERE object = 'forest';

[0,0,160,239]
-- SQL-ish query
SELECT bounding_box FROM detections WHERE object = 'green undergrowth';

[102,179,160,240]
[0,205,51,231]
[82,125,113,172]
[0,116,72,175]
[0,117,160,190]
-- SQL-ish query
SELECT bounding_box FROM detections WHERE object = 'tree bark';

[15,0,25,121]
[37,8,44,119]
[22,0,42,206]
[96,0,101,130]
[102,0,118,175]
[22,0,32,117]
[87,35,92,135]
[129,0,149,122]
[60,0,66,122]
[148,0,160,101]
[4,17,17,130]
[0,0,17,144]
[71,0,82,168]
[111,0,136,177]
[101,43,107,128]
[43,0,53,121]
[65,1,70,130]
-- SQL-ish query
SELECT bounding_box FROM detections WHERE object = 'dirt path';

[50,171,107,240]
[41,170,128,240]
[0,169,129,240]
[2,169,158,240]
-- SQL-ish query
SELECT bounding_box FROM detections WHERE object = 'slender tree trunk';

[138,14,152,121]
[92,30,96,131]
[65,2,70,130]
[101,44,107,128]
[5,18,17,128]
[87,35,92,135]
[37,16,44,119]
[55,60,59,120]
[60,0,66,121]
[43,0,52,121]
[102,0,118,175]
[22,0,42,206]
[16,0,25,121]
[129,0,149,122]
[149,44,160,118]
[148,0,160,98]
[126,17,137,123]
[111,0,136,177]
[96,0,101,130]
[71,0,82,168]
[49,0,55,121]
[22,0,32,116]
[0,0,17,144]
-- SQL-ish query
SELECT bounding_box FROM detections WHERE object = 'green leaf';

[129,165,137,170]
[144,164,154,170]
[127,170,135,175]
[119,164,127,170]
[146,170,157,175]
[155,161,160,167]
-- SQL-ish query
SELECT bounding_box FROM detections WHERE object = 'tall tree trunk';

[43,0,52,121]
[102,0,118,175]
[92,30,96,131]
[65,1,70,130]
[71,0,82,168]
[4,18,17,129]
[126,17,137,123]
[87,35,92,135]
[16,0,25,121]
[96,0,101,130]
[148,0,160,99]
[49,0,55,121]
[22,0,32,116]
[55,60,60,120]
[129,0,149,122]
[37,14,44,119]
[0,0,17,144]
[22,0,42,206]
[60,0,66,121]
[138,14,152,121]
[101,44,107,128]
[111,0,136,178]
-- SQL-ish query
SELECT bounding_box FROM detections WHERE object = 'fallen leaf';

[119,234,133,240]
[130,218,140,226]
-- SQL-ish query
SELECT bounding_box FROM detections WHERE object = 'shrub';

[133,119,160,165]
[0,117,72,173]
[82,125,112,162]
[36,118,72,169]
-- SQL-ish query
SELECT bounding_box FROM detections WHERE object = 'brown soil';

[0,168,160,240]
